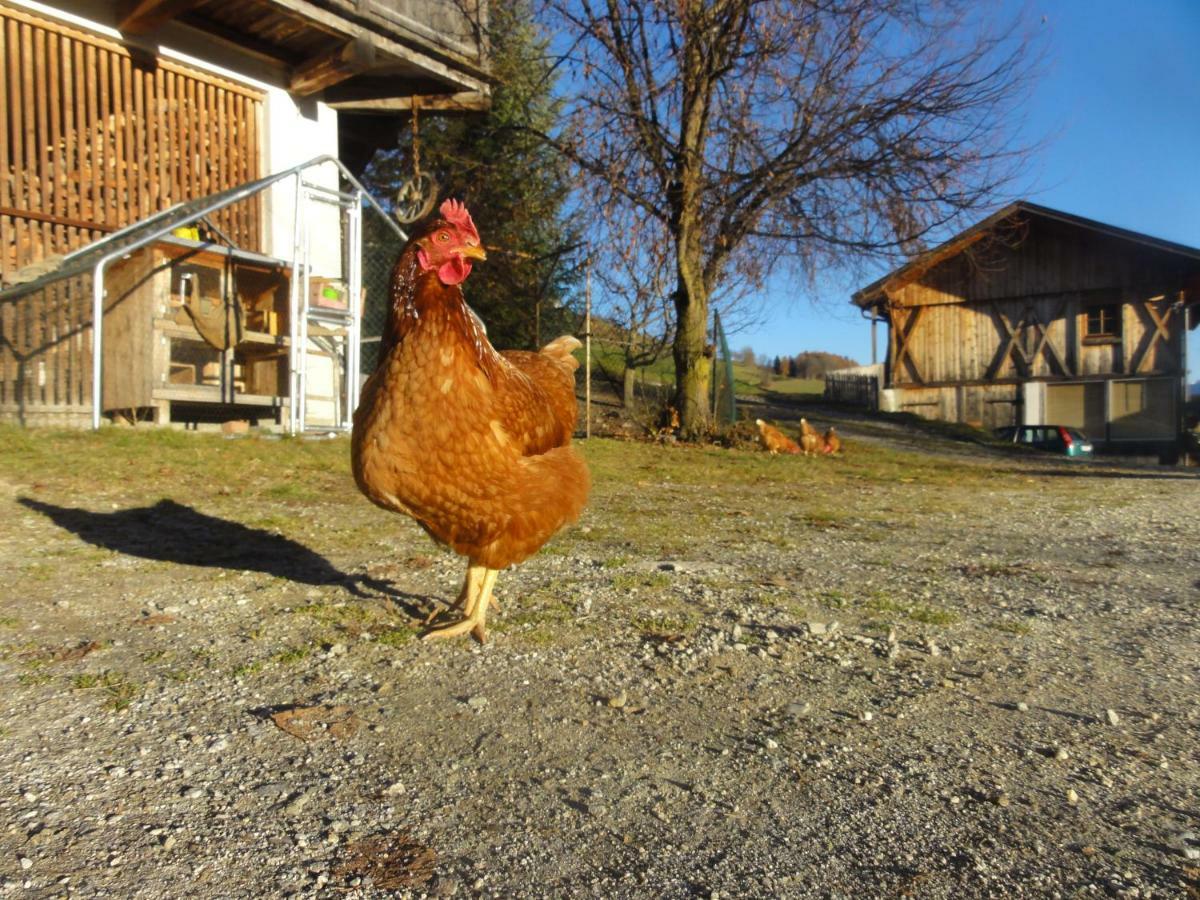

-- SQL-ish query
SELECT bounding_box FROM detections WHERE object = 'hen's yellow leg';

[422,567,498,643]
[422,565,482,626]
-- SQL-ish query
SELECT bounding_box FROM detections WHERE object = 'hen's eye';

[437,232,450,242]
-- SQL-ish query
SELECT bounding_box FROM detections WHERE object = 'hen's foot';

[421,565,482,625]
[422,568,498,644]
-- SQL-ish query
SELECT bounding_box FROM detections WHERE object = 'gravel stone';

[2,416,1197,899]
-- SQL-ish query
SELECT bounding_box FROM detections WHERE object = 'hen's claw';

[421,566,497,644]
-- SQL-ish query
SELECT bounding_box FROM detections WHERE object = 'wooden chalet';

[0,0,489,426]
[853,202,1200,455]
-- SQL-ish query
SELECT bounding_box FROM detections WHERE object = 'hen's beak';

[460,244,487,262]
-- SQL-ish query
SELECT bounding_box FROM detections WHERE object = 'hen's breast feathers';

[351,320,588,568]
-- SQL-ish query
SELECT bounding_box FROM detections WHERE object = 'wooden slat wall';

[0,4,265,424]
[0,4,264,275]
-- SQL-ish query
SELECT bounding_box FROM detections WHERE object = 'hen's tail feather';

[457,445,590,570]
[540,335,582,372]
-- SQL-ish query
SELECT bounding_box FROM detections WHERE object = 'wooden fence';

[0,3,264,424]
[824,365,882,408]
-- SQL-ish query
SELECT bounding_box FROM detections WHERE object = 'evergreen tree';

[361,1,580,350]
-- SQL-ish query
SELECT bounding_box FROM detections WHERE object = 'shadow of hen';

[18,497,397,602]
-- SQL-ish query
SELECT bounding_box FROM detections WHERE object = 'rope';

[411,100,420,180]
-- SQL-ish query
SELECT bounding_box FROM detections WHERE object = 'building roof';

[119,0,491,107]
[852,201,1200,309]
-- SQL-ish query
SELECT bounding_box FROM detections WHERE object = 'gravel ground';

[1,418,1198,899]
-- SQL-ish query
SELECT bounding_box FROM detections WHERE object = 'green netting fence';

[711,310,737,427]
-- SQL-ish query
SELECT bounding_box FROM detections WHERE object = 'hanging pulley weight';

[394,100,438,224]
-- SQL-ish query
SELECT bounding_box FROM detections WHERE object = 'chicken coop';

[0,0,490,429]
[1,159,390,430]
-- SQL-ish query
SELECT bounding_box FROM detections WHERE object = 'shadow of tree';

[19,497,385,597]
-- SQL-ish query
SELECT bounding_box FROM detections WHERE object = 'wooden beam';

[257,0,489,92]
[119,0,203,36]
[325,91,490,113]
[1027,301,1072,376]
[289,37,375,96]
[985,305,1029,381]
[892,305,926,384]
[0,204,115,234]
[1131,298,1177,374]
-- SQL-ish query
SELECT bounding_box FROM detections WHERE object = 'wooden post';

[584,252,591,439]
[710,314,718,418]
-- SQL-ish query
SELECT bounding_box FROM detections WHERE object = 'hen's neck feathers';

[379,248,500,380]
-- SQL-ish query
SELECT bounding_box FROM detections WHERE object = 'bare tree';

[541,0,1037,437]
[588,204,675,408]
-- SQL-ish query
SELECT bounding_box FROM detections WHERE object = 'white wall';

[262,95,343,273]
[1022,381,1044,425]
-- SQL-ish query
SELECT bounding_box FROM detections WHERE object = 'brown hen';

[755,418,801,455]
[351,200,590,642]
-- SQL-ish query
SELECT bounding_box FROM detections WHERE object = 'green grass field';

[585,341,824,399]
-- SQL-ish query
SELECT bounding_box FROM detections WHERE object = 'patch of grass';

[863,594,959,626]
[140,649,168,663]
[0,616,18,628]
[23,562,53,582]
[864,595,906,615]
[516,625,560,647]
[190,648,216,668]
[495,596,575,632]
[231,660,266,678]
[611,572,672,592]
[272,645,312,665]
[293,601,371,629]
[71,670,140,710]
[265,483,323,502]
[749,592,784,608]
[822,590,851,609]
[375,627,415,648]
[798,509,851,531]
[631,609,699,636]
[17,671,52,686]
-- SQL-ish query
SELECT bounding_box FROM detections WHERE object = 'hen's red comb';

[439,198,479,242]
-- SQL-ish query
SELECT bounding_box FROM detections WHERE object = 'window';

[1085,303,1121,339]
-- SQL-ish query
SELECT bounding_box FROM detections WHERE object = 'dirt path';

[0,426,1197,898]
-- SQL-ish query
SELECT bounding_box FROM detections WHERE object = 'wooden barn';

[0,0,488,428]
[853,202,1200,455]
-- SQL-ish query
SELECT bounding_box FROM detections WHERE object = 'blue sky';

[735,0,1200,385]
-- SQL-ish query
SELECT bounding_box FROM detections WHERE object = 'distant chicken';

[800,431,822,456]
[822,427,841,455]
[755,418,801,455]
[351,200,590,642]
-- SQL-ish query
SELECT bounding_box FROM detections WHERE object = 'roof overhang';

[853,201,1200,312]
[118,0,491,108]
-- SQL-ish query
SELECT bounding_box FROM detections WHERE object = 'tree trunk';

[622,364,636,409]
[672,268,711,438]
